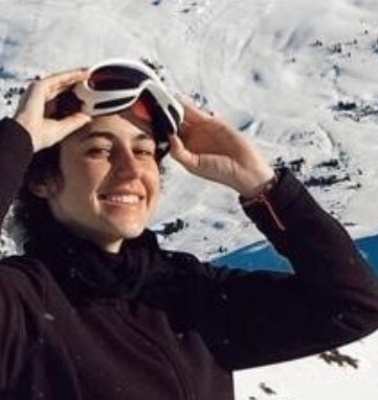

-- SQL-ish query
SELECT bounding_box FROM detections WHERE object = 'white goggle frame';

[73,58,184,135]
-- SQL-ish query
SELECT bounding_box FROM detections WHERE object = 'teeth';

[101,194,139,205]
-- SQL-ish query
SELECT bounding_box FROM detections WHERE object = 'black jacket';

[1,117,378,400]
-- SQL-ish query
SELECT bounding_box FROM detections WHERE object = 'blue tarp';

[213,234,378,276]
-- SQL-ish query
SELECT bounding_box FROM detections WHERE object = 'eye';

[83,137,114,159]
[133,147,156,158]
[86,146,112,159]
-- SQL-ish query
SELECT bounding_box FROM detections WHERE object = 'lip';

[98,192,143,198]
[98,189,145,199]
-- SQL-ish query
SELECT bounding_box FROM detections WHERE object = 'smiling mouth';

[98,193,142,205]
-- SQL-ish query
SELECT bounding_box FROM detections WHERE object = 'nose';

[112,148,142,181]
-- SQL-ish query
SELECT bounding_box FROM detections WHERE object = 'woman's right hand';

[14,69,91,152]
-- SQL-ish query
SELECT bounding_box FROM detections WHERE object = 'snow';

[1,0,378,398]
[234,334,378,399]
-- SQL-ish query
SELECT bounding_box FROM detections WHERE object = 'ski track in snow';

[2,0,378,399]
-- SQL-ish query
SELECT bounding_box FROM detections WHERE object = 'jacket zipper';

[116,309,196,400]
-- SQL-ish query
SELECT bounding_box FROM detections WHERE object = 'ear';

[28,180,58,199]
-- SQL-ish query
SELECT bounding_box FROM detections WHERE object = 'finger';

[15,82,46,117]
[55,112,91,141]
[42,69,90,101]
[15,83,34,113]
[176,94,212,124]
[18,69,88,111]
[43,68,89,86]
[169,134,199,171]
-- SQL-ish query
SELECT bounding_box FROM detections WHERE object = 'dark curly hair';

[13,143,62,239]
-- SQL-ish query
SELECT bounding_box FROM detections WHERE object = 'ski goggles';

[48,59,184,156]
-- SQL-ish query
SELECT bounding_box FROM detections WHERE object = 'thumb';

[56,112,91,140]
[169,134,199,171]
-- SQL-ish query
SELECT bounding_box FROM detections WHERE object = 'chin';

[117,222,146,239]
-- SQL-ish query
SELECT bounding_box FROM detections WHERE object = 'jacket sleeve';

[191,168,378,371]
[0,118,34,389]
[0,118,34,227]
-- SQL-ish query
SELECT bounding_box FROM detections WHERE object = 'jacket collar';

[24,217,160,302]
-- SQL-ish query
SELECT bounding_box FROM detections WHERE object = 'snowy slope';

[1,0,378,398]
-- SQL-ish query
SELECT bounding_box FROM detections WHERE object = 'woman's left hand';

[169,97,275,198]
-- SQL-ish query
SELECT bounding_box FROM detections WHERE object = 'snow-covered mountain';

[1,0,378,398]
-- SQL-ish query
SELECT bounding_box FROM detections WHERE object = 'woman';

[0,66,378,400]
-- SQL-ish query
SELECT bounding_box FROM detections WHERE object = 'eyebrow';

[79,131,155,143]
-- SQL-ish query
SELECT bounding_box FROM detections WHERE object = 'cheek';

[60,141,110,179]
[146,167,160,198]
[60,161,110,200]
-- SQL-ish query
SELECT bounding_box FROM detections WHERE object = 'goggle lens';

[88,66,150,90]
[129,96,153,122]
[137,91,175,137]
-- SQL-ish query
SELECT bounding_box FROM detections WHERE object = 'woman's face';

[39,112,160,253]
